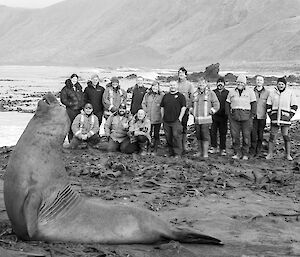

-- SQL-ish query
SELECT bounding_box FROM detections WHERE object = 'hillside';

[0,0,300,68]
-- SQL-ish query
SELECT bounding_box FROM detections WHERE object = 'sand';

[0,122,299,256]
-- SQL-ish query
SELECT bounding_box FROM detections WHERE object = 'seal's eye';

[42,98,50,105]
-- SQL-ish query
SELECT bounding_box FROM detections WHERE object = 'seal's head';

[33,93,70,142]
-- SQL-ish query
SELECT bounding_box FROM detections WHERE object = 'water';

[1,65,300,147]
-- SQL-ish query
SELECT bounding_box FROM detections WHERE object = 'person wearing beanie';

[104,103,132,152]
[249,75,270,156]
[225,74,257,160]
[177,67,195,153]
[266,77,298,161]
[60,73,84,142]
[67,103,100,149]
[84,74,105,127]
[192,77,220,158]
[102,76,127,119]
[209,76,229,156]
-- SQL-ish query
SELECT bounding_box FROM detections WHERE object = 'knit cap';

[217,77,225,84]
[236,74,247,84]
[277,77,287,85]
[111,77,119,83]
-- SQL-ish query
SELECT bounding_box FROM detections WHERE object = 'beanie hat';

[111,77,119,83]
[70,73,78,79]
[217,77,225,84]
[277,77,287,85]
[90,74,99,80]
[236,74,247,84]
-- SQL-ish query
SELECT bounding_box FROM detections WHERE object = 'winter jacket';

[60,79,84,111]
[83,81,105,114]
[253,86,270,119]
[226,87,257,121]
[192,88,220,124]
[142,91,164,124]
[104,113,131,143]
[177,80,195,108]
[102,84,127,116]
[72,112,99,138]
[129,115,151,142]
[131,85,147,115]
[266,87,298,125]
[212,88,229,120]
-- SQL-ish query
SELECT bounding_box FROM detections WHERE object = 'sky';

[0,0,65,8]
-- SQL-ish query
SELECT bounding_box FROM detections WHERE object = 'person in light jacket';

[266,77,298,161]
[192,77,220,158]
[142,81,164,155]
[122,109,151,155]
[226,74,257,160]
[67,103,100,149]
[102,77,127,119]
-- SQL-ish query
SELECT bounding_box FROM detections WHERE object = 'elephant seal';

[4,93,222,245]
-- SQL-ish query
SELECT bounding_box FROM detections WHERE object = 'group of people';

[60,67,298,161]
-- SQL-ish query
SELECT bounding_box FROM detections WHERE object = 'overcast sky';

[0,0,65,8]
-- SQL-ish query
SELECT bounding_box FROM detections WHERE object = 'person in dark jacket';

[209,77,229,156]
[60,73,84,142]
[130,76,147,115]
[84,74,105,126]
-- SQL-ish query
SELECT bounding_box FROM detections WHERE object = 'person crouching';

[104,103,131,152]
[67,103,100,149]
[122,109,151,156]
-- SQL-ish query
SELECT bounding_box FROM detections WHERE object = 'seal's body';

[4,94,221,245]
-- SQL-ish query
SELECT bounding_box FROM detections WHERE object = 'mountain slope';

[0,0,300,67]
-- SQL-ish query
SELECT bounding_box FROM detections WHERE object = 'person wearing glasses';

[67,103,100,149]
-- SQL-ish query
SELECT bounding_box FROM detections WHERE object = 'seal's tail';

[170,228,223,245]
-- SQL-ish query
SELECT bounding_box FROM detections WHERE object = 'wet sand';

[0,122,299,257]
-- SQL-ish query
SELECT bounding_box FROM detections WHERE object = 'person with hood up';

[84,74,105,126]
[266,77,298,161]
[67,103,100,149]
[142,81,164,155]
[104,103,131,152]
[102,77,127,119]
[192,77,220,158]
[60,73,84,142]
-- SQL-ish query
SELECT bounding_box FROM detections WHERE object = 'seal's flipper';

[23,189,42,238]
[171,228,223,245]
